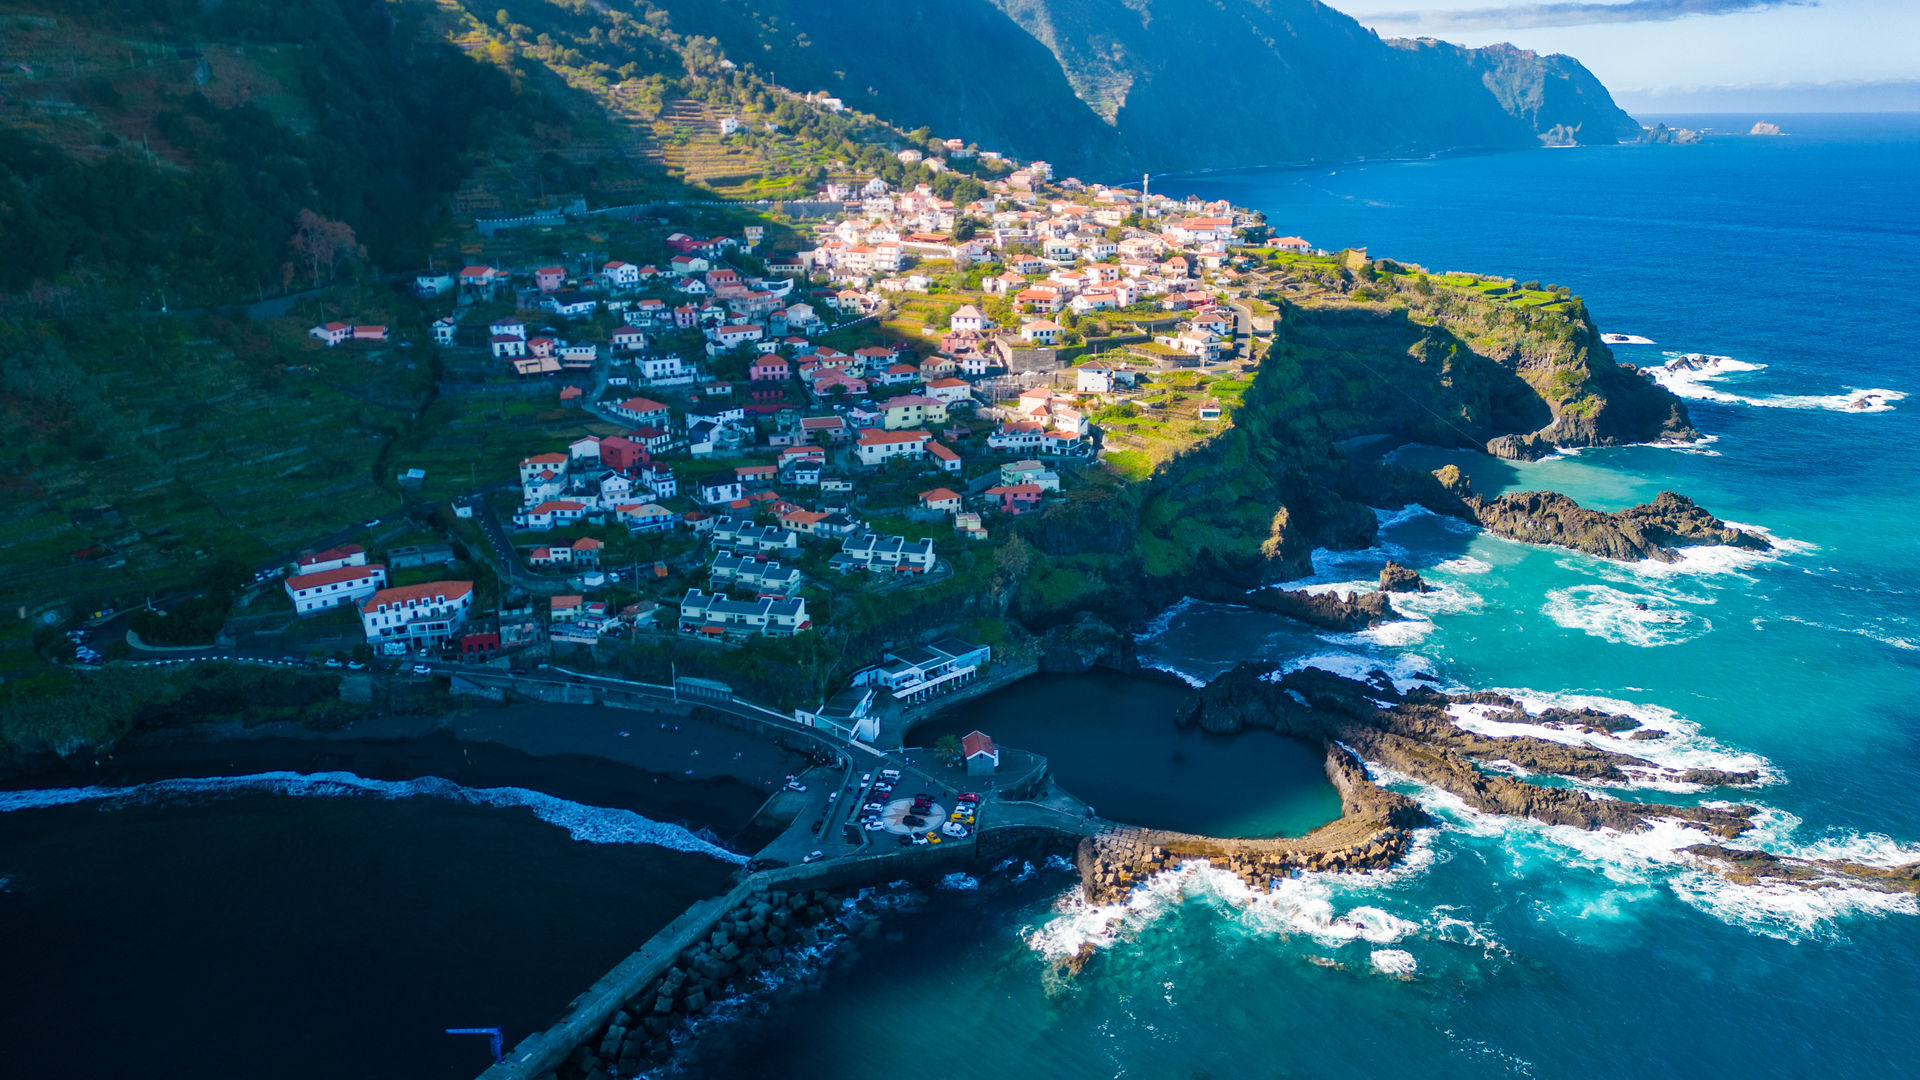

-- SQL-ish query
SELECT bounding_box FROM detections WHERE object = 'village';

[276,155,1331,715]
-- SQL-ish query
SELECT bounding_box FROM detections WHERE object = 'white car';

[942,821,971,838]
[803,850,826,863]
[860,772,872,785]
[411,664,433,675]
[911,834,930,846]
[785,779,808,792]
[863,821,887,832]
[880,769,901,781]
[863,802,884,812]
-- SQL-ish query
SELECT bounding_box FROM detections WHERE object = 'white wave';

[0,771,748,863]
[1541,584,1712,646]
[1375,761,1914,942]
[1135,595,1200,642]
[1433,555,1492,575]
[938,872,980,891]
[1023,859,1426,963]
[1641,432,1722,456]
[1601,333,1656,345]
[1278,650,1453,694]
[1043,853,1076,873]
[1645,352,1905,413]
[1370,948,1418,975]
[1139,660,1208,688]
[1465,688,1777,784]
[1776,614,1920,652]
[1391,580,1486,618]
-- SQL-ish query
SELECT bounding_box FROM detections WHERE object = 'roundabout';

[874,798,946,835]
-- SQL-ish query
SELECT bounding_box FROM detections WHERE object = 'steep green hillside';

[633,0,1641,176]
[1012,261,1690,628]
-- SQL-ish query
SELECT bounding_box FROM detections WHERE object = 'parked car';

[785,778,808,792]
[803,850,826,864]
[411,664,433,675]
[903,815,927,828]
[863,821,887,832]
[942,821,971,838]
[863,802,884,813]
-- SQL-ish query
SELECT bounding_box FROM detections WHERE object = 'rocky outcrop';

[1683,845,1920,895]
[1242,586,1397,631]
[1036,612,1137,675]
[1377,561,1429,593]
[1466,489,1768,563]
[1401,466,1768,563]
[1179,663,1758,837]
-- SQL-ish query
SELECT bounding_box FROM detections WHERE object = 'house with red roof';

[608,397,670,427]
[359,581,474,647]
[962,730,999,775]
[983,483,1044,514]
[918,487,962,513]
[292,544,366,576]
[285,562,387,615]
[855,428,931,467]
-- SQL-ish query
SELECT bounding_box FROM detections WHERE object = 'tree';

[935,733,961,761]
[288,209,365,289]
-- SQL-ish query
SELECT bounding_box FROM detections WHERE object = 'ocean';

[4,114,1918,1078]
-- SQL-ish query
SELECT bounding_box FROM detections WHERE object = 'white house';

[1076,365,1115,393]
[949,305,991,333]
[359,581,474,648]
[285,563,388,615]
[854,428,931,466]
[1019,319,1062,345]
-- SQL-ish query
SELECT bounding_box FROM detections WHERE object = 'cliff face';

[658,0,1639,175]
[1014,286,1694,625]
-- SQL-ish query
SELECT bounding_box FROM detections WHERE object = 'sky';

[1337,0,1920,110]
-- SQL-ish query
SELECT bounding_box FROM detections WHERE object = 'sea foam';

[1541,584,1712,646]
[1645,352,1905,413]
[0,771,749,863]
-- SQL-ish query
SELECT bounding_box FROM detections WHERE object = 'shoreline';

[0,699,813,853]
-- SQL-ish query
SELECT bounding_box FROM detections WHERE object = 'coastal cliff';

[661,0,1641,175]
[1012,271,1702,628]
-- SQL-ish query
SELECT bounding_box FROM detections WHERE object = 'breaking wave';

[1646,352,1904,413]
[1542,584,1712,646]
[0,771,748,863]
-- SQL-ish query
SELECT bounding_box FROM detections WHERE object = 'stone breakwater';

[1076,740,1427,905]
[554,885,868,1080]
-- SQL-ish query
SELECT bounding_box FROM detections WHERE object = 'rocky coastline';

[1388,463,1769,563]
[556,885,873,1080]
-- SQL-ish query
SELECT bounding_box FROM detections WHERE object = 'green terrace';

[0,311,425,614]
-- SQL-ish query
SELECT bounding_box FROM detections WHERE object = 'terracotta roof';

[961,730,998,759]
[298,544,364,567]
[361,580,473,613]
[920,487,961,503]
[287,563,385,591]
[856,428,931,446]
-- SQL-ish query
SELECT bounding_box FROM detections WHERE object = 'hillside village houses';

[395,155,1283,659]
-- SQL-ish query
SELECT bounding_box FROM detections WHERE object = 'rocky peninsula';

[1069,663,1918,902]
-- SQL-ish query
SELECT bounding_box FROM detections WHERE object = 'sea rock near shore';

[1402,465,1768,563]
[1242,585,1397,631]
[1684,844,1920,894]
[1377,561,1430,593]
[1178,663,1757,837]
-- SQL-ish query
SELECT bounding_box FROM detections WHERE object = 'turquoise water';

[916,672,1344,837]
[678,116,1920,1078]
